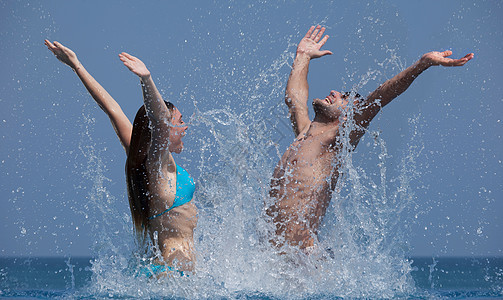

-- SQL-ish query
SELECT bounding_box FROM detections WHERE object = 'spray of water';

[66,43,428,299]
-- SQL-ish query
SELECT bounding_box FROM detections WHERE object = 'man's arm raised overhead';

[285,25,332,137]
[350,50,474,144]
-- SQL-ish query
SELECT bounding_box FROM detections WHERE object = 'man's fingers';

[310,25,321,39]
[446,57,460,66]
[314,27,325,42]
[444,53,474,66]
[452,60,466,66]
[442,58,465,67]
[441,50,453,57]
[455,58,469,66]
[320,50,333,56]
[319,35,329,47]
[305,26,315,38]
[463,53,474,60]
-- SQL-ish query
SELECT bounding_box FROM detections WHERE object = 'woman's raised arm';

[45,40,133,154]
[118,53,172,146]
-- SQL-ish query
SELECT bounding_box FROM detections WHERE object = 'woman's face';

[168,107,188,153]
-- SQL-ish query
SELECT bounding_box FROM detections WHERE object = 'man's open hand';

[421,50,474,67]
[297,25,333,59]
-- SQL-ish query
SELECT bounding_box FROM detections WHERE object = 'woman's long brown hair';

[125,101,175,245]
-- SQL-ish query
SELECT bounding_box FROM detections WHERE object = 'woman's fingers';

[44,40,57,51]
[53,41,69,52]
[118,53,140,69]
[121,52,137,61]
[44,40,67,54]
[118,54,134,69]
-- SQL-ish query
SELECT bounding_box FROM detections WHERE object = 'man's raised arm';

[285,25,332,137]
[351,50,474,141]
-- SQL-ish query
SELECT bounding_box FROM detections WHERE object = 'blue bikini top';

[148,164,195,220]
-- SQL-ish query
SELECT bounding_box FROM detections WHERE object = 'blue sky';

[0,0,501,257]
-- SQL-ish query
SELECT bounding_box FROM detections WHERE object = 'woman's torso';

[145,156,197,271]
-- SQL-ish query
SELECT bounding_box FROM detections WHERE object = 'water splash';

[69,43,427,299]
[58,2,430,297]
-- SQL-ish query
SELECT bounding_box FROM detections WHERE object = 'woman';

[45,40,197,276]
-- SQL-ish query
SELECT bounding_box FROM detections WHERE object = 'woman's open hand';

[118,52,150,78]
[45,40,80,69]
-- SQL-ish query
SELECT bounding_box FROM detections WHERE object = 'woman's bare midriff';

[149,202,197,272]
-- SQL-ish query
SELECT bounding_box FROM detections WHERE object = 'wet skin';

[119,52,198,272]
[142,107,196,271]
[46,40,197,273]
[266,25,473,252]
[267,91,349,250]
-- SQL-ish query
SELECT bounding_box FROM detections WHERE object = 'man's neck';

[302,118,340,140]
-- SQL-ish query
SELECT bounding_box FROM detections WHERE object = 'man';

[266,25,473,251]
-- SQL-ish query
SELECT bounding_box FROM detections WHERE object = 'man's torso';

[267,124,342,249]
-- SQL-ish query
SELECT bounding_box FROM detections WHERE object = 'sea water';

[1,257,502,298]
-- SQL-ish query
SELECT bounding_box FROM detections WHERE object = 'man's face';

[312,90,350,121]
